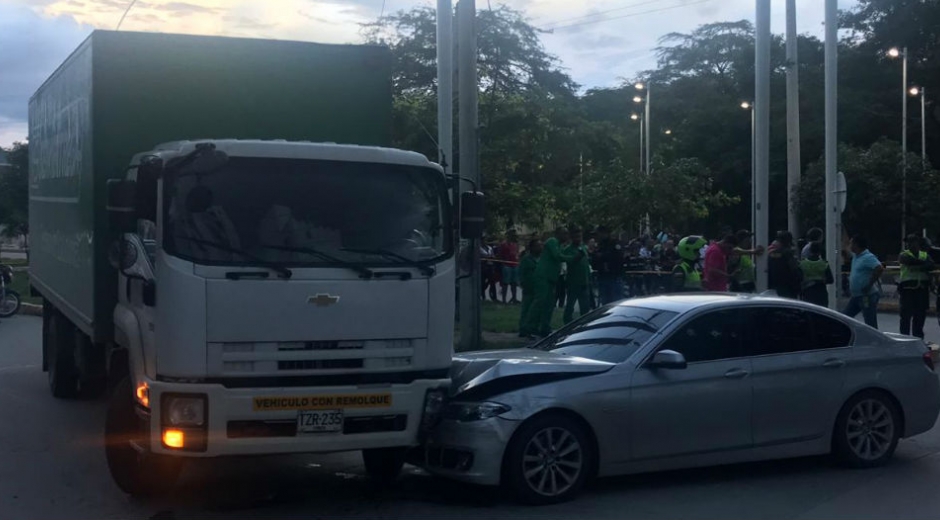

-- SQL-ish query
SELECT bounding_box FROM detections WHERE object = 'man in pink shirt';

[703,234,738,291]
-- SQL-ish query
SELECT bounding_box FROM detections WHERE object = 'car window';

[746,307,814,356]
[810,312,853,349]
[531,304,678,363]
[657,310,742,363]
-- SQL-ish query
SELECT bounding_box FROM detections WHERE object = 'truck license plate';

[297,410,344,433]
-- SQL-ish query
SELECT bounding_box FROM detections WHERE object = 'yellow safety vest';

[675,262,702,290]
[899,250,930,285]
[800,258,828,283]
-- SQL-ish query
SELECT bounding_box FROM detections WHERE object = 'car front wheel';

[504,413,594,505]
[833,390,901,468]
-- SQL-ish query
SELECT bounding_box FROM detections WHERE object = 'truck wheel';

[105,378,182,497]
[47,312,80,399]
[362,447,407,484]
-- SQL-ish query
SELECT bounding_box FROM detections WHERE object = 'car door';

[745,306,852,447]
[630,309,753,461]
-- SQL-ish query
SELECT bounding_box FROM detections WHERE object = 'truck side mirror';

[107,179,137,233]
[460,191,485,240]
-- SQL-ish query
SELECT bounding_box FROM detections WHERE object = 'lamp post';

[910,86,927,170]
[631,113,643,173]
[635,82,650,175]
[888,46,908,248]
[742,101,756,237]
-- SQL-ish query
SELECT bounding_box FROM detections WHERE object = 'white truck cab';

[102,139,478,494]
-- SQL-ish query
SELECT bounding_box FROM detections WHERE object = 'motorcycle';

[0,264,21,318]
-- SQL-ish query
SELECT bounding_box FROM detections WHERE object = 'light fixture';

[631,114,639,121]
[664,129,672,135]
[633,96,643,103]
[887,47,901,58]
[740,101,752,110]
[635,82,645,90]
[909,86,921,96]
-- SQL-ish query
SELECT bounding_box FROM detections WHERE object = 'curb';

[20,302,42,317]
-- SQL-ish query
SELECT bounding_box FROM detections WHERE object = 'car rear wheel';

[833,390,901,468]
[504,413,594,505]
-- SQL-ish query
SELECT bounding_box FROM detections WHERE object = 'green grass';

[0,258,27,267]
[480,300,563,333]
[6,268,40,306]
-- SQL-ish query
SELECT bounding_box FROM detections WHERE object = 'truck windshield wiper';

[341,248,436,276]
[173,236,293,279]
[258,244,374,279]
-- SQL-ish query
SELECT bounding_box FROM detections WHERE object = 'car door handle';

[823,358,846,368]
[724,368,750,379]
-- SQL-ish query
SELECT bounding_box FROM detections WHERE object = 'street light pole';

[645,84,651,175]
[921,87,927,170]
[824,0,839,310]
[902,46,908,247]
[755,0,771,292]
[785,0,802,237]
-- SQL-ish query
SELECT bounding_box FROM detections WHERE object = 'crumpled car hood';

[449,348,615,400]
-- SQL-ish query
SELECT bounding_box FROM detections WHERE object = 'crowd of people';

[480,224,940,341]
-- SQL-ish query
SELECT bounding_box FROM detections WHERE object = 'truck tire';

[47,312,80,399]
[362,447,407,484]
[105,377,182,497]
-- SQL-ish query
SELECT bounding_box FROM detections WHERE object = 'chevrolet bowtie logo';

[308,294,340,307]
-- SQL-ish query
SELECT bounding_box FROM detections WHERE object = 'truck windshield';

[163,157,452,268]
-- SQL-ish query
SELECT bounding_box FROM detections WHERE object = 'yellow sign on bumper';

[252,393,393,411]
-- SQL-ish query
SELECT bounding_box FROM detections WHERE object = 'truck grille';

[209,339,419,377]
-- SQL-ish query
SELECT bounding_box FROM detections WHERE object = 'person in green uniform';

[799,241,834,307]
[899,234,935,339]
[517,238,542,337]
[671,236,706,292]
[523,227,581,337]
[563,228,592,323]
[729,230,764,292]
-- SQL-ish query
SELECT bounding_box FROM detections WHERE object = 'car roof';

[615,293,825,314]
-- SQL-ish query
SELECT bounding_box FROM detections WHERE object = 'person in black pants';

[898,235,934,339]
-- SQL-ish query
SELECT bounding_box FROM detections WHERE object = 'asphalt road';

[2,314,940,520]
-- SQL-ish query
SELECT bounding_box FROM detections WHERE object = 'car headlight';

[443,401,511,422]
[165,395,206,426]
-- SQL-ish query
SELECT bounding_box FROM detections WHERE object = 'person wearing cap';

[898,234,934,338]
[728,230,764,292]
[799,241,834,307]
[767,230,802,298]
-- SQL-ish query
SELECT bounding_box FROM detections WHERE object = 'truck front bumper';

[143,377,447,457]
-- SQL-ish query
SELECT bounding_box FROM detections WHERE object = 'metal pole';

[755,0,771,292]
[645,84,651,175]
[456,0,480,352]
[922,87,927,171]
[751,107,756,236]
[785,0,801,236]
[824,0,839,309]
[437,0,453,174]
[639,116,644,173]
[901,47,908,248]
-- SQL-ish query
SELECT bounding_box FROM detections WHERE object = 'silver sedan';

[420,294,940,504]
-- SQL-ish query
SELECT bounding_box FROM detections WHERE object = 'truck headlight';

[164,395,206,426]
[442,402,511,422]
[420,388,447,432]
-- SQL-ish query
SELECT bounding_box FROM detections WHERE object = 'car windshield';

[531,305,678,363]
[162,157,451,267]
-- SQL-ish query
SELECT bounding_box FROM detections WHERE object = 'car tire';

[47,312,80,399]
[504,413,594,505]
[362,447,407,484]
[833,390,901,468]
[105,377,182,497]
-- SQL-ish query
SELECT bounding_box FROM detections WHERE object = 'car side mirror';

[460,191,485,240]
[648,350,687,370]
[107,179,137,233]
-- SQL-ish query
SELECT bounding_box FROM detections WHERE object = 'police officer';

[799,241,834,307]
[671,236,707,292]
[592,225,624,304]
[898,234,935,339]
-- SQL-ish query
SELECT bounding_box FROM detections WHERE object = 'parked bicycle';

[0,264,21,318]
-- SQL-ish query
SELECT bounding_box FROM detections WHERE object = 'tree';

[0,142,29,242]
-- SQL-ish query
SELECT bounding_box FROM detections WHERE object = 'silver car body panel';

[422,295,940,485]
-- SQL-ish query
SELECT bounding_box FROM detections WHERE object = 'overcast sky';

[0,0,858,146]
